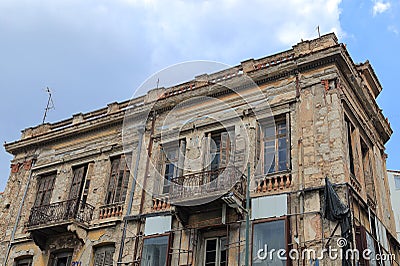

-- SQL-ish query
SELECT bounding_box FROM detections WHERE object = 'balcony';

[27,199,94,250]
[169,167,246,206]
[28,199,94,227]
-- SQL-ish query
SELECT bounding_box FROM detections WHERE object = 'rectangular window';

[34,173,56,207]
[252,219,286,265]
[394,175,400,190]
[204,237,228,266]
[210,131,230,172]
[160,140,186,194]
[49,251,73,266]
[14,257,33,266]
[105,155,130,205]
[262,116,289,174]
[162,145,179,194]
[94,245,115,266]
[141,235,169,266]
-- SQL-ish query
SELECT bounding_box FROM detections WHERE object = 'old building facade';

[387,170,400,241]
[0,33,399,265]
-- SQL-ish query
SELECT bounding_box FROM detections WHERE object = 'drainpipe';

[245,162,250,266]
[117,128,145,264]
[117,128,144,265]
[4,158,36,265]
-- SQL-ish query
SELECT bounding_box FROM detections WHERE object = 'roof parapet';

[293,32,338,57]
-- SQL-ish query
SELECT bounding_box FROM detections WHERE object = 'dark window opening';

[204,237,227,266]
[14,256,33,266]
[48,251,73,266]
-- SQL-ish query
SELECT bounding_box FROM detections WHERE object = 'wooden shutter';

[177,139,186,177]
[69,165,86,200]
[203,133,211,170]
[106,158,120,204]
[220,132,230,168]
[42,176,55,205]
[119,156,130,203]
[255,122,261,176]
[35,174,55,206]
[94,251,105,266]
[94,246,115,266]
[104,250,114,266]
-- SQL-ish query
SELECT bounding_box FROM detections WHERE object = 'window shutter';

[120,157,130,203]
[34,177,45,206]
[106,158,119,204]
[42,175,55,205]
[154,145,165,195]
[220,132,230,168]
[255,122,261,176]
[94,251,105,266]
[177,139,186,177]
[94,246,115,266]
[203,134,211,170]
[104,250,114,266]
[69,165,85,200]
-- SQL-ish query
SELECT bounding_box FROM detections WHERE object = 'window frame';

[204,128,234,172]
[259,114,290,175]
[140,233,171,266]
[203,236,228,266]
[14,256,33,266]
[158,139,186,194]
[251,217,289,266]
[48,250,73,266]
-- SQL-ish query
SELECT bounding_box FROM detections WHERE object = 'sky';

[0,0,399,191]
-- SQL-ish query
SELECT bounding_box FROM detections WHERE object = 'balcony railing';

[169,167,245,204]
[99,202,124,219]
[28,199,94,227]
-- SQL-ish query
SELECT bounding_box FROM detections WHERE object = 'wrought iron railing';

[169,167,245,203]
[28,199,94,227]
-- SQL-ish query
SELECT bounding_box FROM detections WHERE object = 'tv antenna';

[42,87,55,124]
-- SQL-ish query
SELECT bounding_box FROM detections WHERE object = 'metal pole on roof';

[245,162,250,266]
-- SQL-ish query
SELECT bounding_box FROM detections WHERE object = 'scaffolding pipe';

[245,163,250,266]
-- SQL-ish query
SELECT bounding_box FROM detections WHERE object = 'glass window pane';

[141,236,169,266]
[253,220,286,266]
[395,176,400,190]
[264,124,275,138]
[277,121,286,135]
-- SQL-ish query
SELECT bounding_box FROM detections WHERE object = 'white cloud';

[115,0,344,66]
[388,25,399,35]
[372,1,391,16]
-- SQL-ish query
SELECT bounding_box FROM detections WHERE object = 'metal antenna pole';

[42,87,54,124]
